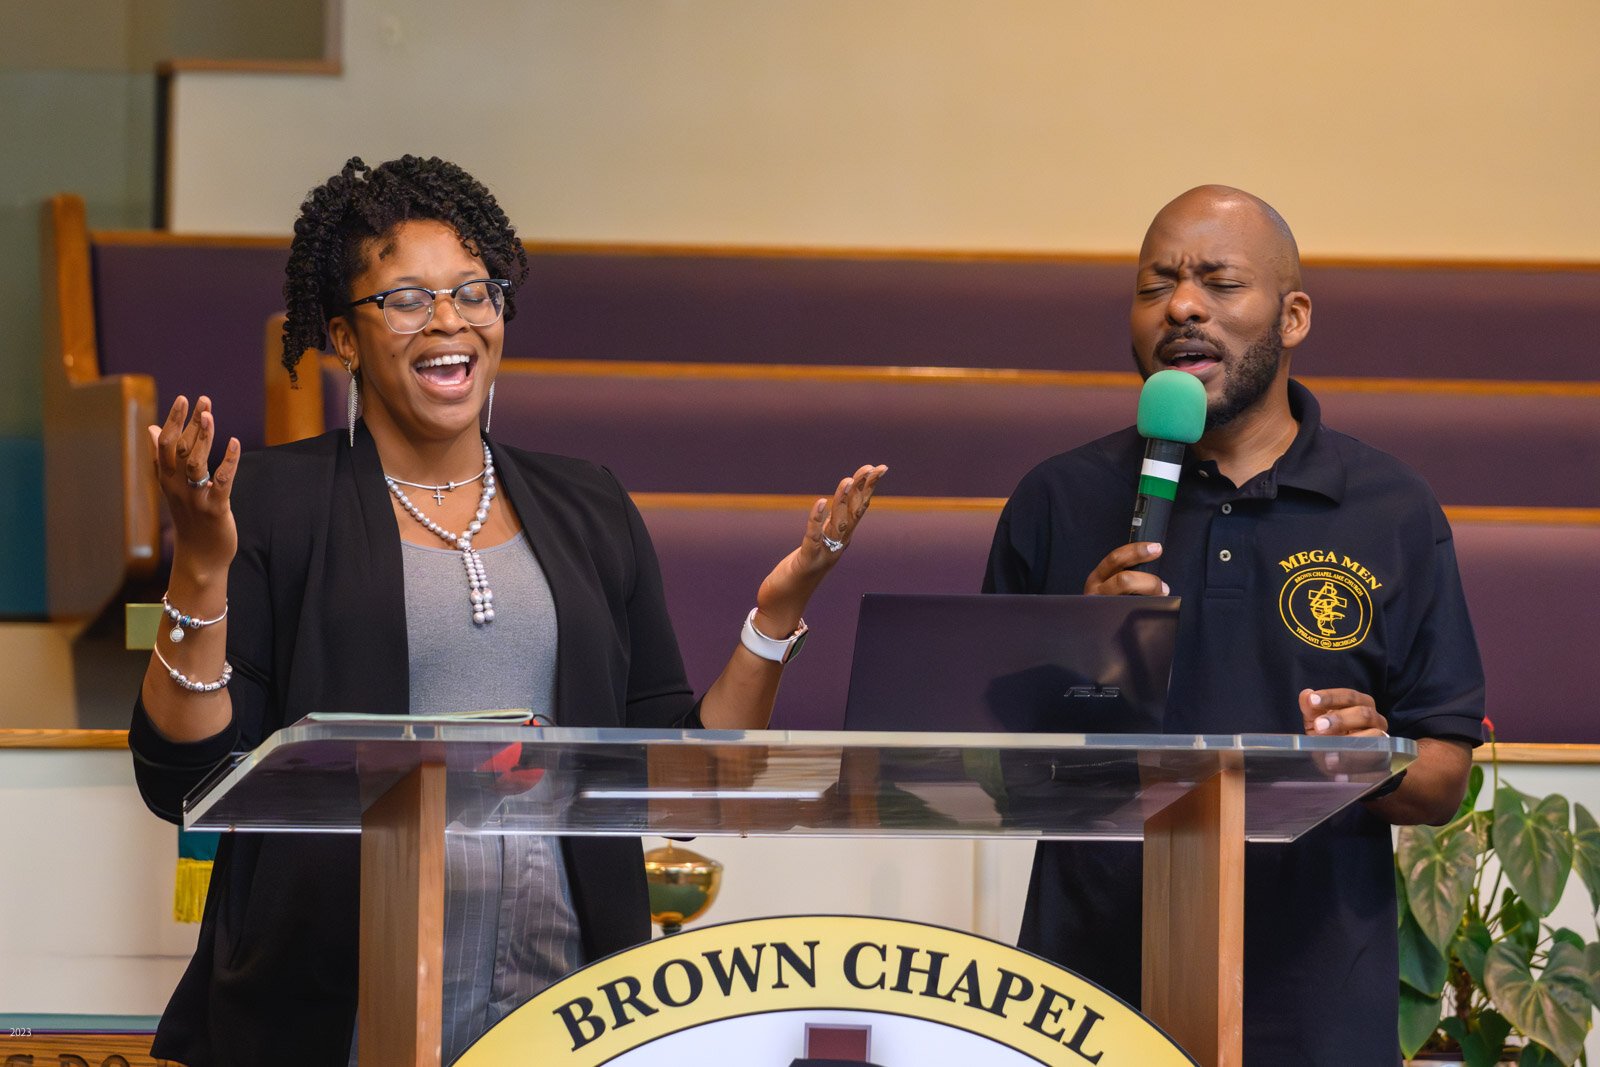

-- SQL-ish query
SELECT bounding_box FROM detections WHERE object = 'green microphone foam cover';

[1136,369,1208,444]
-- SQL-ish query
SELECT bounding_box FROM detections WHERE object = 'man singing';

[984,185,1485,1063]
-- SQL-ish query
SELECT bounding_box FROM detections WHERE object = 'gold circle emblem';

[1278,567,1372,650]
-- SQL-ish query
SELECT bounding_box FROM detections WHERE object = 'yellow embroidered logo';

[1276,550,1380,651]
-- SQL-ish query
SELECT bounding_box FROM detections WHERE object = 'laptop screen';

[842,593,1179,734]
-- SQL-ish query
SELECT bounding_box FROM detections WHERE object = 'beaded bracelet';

[153,646,234,693]
[162,593,228,644]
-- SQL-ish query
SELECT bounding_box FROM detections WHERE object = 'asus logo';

[1065,685,1122,699]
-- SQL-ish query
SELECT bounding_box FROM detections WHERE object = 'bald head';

[1129,185,1314,433]
[1141,185,1302,293]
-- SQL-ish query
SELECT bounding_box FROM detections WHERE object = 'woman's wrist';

[170,553,232,592]
[751,606,804,639]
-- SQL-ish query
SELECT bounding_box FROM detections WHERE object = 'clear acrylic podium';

[184,722,1415,1067]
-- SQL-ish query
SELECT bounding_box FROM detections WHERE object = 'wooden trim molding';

[520,241,1600,273]
[633,492,1006,513]
[1475,744,1600,765]
[502,359,1139,387]
[158,57,342,76]
[603,243,1595,271]
[1442,506,1600,526]
[80,225,1600,274]
[91,228,291,249]
[631,493,1600,529]
[0,729,129,749]
[492,358,1600,399]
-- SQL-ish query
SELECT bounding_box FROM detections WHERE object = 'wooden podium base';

[359,762,446,1067]
[1142,767,1245,1067]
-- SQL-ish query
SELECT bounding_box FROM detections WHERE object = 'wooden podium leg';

[1142,767,1244,1067]
[360,762,445,1067]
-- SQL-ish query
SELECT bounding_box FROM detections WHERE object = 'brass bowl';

[644,843,723,935]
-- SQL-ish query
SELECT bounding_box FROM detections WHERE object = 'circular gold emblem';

[1279,567,1372,650]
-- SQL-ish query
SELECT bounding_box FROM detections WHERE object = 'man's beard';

[1205,324,1284,430]
[1131,322,1285,431]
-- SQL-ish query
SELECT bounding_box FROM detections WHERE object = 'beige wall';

[168,0,1600,258]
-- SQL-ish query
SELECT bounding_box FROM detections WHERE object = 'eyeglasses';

[347,278,510,334]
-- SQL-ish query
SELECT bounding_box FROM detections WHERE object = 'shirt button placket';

[1206,504,1246,591]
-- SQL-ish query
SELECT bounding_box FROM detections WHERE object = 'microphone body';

[1127,369,1208,573]
[1128,436,1186,555]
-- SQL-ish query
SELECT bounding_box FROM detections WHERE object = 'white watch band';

[740,607,808,664]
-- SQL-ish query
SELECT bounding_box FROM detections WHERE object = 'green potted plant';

[1397,726,1600,1065]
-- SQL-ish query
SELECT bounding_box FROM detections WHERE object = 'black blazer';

[130,426,701,1066]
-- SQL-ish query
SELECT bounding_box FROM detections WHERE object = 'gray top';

[354,531,583,1064]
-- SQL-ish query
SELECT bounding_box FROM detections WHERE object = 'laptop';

[841,593,1180,735]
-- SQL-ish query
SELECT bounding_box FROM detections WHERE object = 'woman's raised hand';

[753,464,887,634]
[148,396,242,572]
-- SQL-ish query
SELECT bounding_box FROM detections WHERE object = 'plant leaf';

[1400,903,1449,994]
[1459,918,1494,988]
[1503,895,1541,952]
[1400,819,1481,955]
[1573,804,1600,915]
[1460,1009,1513,1067]
[1518,1042,1565,1067]
[1476,808,1495,851]
[1485,939,1591,1064]
[1552,927,1586,951]
[1586,941,1600,1009]
[1458,762,1485,819]
[1494,785,1575,918]
[1399,985,1443,1059]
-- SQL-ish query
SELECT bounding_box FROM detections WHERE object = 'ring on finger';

[187,473,213,489]
[821,533,846,553]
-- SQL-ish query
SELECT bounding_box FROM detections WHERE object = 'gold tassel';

[174,856,213,924]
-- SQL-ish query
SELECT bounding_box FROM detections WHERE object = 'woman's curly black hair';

[281,155,529,381]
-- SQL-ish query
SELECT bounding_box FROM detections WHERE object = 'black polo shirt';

[984,379,1484,1064]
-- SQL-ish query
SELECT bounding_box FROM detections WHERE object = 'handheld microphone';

[1128,369,1207,571]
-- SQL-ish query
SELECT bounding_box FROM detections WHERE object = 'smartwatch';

[741,607,809,664]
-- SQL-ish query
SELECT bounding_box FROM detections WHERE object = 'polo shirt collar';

[1187,378,1347,504]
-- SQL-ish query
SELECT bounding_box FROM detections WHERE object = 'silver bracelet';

[162,592,228,644]
[153,645,233,693]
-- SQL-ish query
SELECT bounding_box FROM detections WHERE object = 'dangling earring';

[484,379,496,435]
[345,365,359,448]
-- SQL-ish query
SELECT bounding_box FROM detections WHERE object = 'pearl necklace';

[386,442,498,626]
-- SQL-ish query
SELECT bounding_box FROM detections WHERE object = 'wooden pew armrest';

[43,372,161,619]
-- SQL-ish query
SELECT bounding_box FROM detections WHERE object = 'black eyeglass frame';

[346,278,512,333]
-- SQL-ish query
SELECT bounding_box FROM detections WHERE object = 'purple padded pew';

[639,500,1599,743]
[524,252,1597,380]
[86,236,1596,437]
[323,361,1600,508]
[640,503,998,732]
[1452,519,1600,745]
[92,240,289,452]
